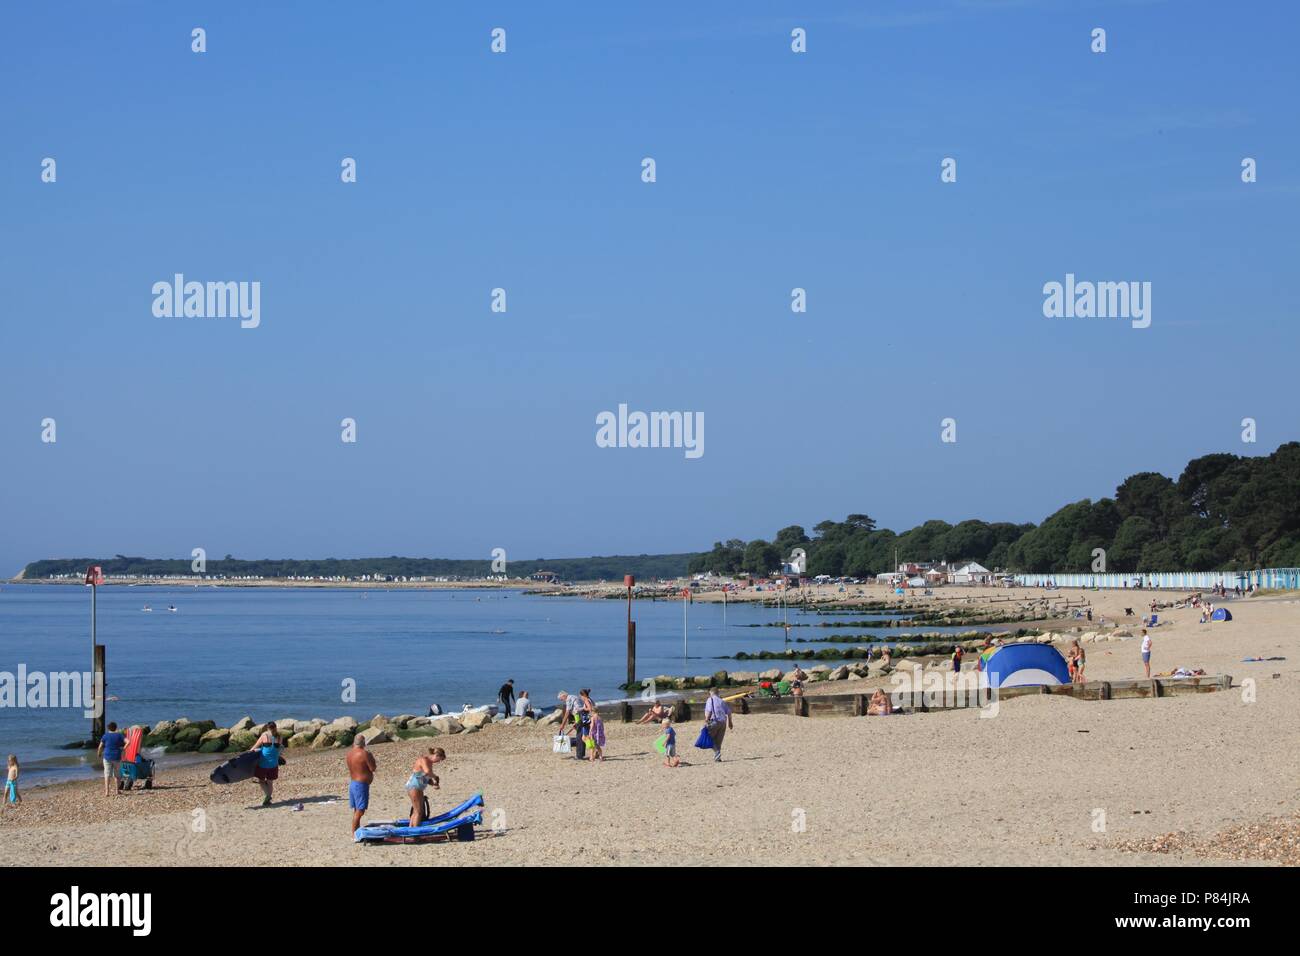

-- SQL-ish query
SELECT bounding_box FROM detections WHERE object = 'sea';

[0,583,975,785]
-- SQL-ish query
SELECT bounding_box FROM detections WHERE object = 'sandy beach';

[3,586,1297,867]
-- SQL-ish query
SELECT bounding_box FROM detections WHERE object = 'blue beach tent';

[1210,607,1233,622]
[982,643,1072,689]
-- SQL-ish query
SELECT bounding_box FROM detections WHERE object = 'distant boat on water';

[141,605,152,612]
[167,605,177,612]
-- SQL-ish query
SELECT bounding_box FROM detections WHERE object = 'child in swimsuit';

[5,755,19,805]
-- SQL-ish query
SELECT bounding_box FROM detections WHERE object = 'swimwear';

[5,780,16,802]
[103,759,121,780]
[348,780,370,811]
[1142,651,1151,663]
[406,771,429,792]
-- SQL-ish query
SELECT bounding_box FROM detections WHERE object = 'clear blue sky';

[2,1,1296,576]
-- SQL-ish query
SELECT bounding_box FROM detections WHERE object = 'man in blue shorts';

[97,722,126,798]
[346,734,377,834]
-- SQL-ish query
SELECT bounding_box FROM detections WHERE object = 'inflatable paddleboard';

[122,726,144,764]
[210,750,263,784]
[353,810,482,844]
[370,792,485,829]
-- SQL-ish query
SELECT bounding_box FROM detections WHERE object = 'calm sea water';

[0,584,959,784]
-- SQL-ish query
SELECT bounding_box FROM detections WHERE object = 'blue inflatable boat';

[354,792,485,844]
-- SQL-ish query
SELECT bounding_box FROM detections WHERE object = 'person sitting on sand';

[346,734,377,835]
[514,690,533,718]
[5,754,20,806]
[661,719,679,768]
[406,747,445,828]
[248,722,282,808]
[867,688,892,716]
[637,701,673,725]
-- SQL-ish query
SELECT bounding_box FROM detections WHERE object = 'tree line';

[688,443,1300,576]
[19,553,697,582]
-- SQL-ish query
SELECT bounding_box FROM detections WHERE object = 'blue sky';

[1,1,1296,575]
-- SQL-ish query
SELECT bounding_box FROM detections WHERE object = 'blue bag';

[694,724,714,749]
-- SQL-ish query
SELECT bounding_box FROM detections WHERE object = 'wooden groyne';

[604,675,1233,723]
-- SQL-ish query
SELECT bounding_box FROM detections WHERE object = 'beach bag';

[552,734,571,754]
[694,724,714,750]
[653,735,668,755]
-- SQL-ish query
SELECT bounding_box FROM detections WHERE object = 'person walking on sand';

[661,719,679,768]
[1141,629,1152,679]
[97,722,126,798]
[5,754,20,805]
[406,747,445,828]
[703,687,733,763]
[498,679,516,718]
[248,722,282,807]
[346,734,377,835]
[557,690,583,733]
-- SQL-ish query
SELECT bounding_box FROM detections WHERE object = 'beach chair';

[1147,614,1159,627]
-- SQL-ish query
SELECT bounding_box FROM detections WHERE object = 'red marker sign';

[84,566,104,586]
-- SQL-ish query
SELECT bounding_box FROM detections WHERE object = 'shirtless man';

[346,735,377,835]
[406,747,445,828]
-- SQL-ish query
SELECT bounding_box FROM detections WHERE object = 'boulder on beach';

[460,711,492,731]
[198,736,228,754]
[357,727,391,745]
[392,714,418,729]
[369,714,391,730]
[200,728,230,745]
[226,731,257,752]
[328,716,359,733]
[143,720,178,746]
[287,730,316,748]
[229,716,254,733]
[693,675,714,688]
[538,710,562,726]
[407,717,431,728]
[759,668,782,681]
[429,716,463,735]
[273,719,297,734]
[828,665,850,681]
[310,729,338,749]
[730,671,758,684]
[172,725,203,746]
